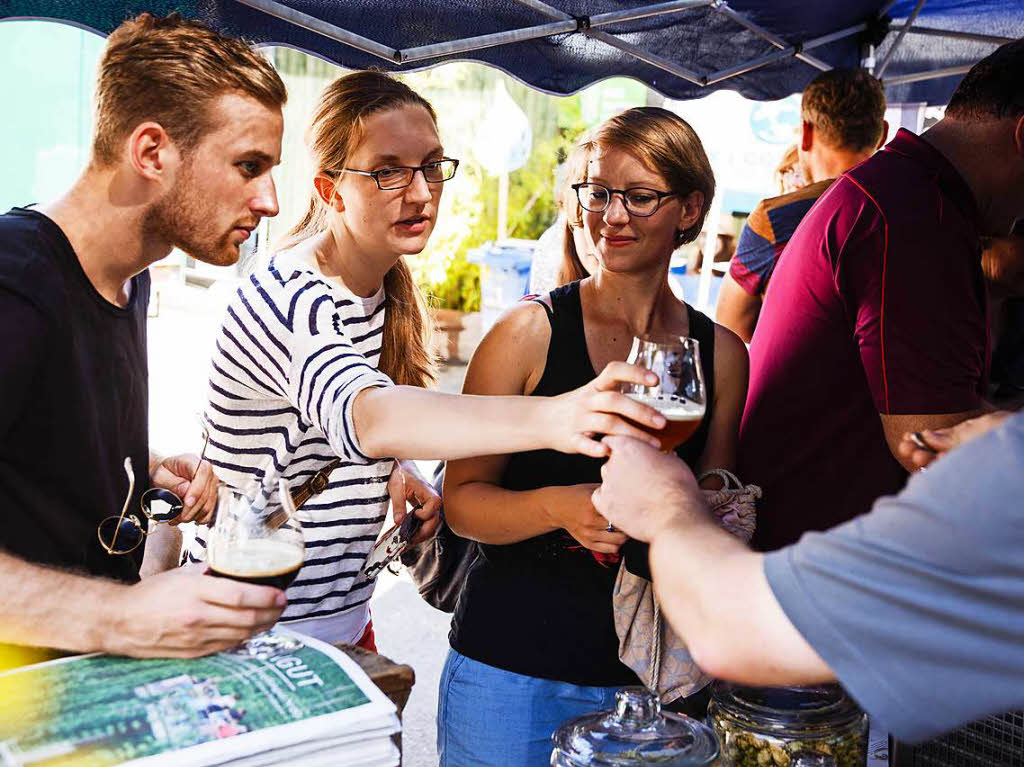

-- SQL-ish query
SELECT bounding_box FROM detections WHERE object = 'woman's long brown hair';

[282,71,436,388]
[556,143,591,286]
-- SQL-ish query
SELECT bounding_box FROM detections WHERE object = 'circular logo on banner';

[749,97,801,144]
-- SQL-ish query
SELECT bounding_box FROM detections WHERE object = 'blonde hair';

[773,144,800,193]
[92,13,286,165]
[284,71,437,389]
[577,107,715,245]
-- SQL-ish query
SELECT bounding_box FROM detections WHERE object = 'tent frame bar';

[704,22,865,86]
[398,19,578,63]
[906,26,1014,45]
[232,0,397,61]
[234,0,994,99]
[875,0,927,78]
[588,29,708,86]
[399,0,711,64]
[510,0,708,86]
[711,1,830,72]
[589,0,713,28]
[882,63,973,87]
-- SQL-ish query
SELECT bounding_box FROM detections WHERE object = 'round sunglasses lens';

[98,516,144,555]
[142,488,184,523]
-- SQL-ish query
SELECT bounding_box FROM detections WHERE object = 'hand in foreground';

[898,411,1013,469]
[106,564,286,658]
[548,362,665,458]
[591,435,708,543]
[546,483,627,554]
[150,453,218,524]
[388,461,442,546]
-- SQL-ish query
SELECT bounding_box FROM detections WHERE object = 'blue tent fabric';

[2,0,1022,104]
[879,0,1024,104]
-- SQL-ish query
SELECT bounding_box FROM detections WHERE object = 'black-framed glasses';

[98,429,210,556]
[340,158,459,190]
[572,182,676,217]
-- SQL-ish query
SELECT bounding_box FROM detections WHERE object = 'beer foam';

[626,393,705,420]
[209,538,303,577]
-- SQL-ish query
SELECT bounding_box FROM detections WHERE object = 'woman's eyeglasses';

[572,182,676,218]
[98,430,210,556]
[340,158,459,190]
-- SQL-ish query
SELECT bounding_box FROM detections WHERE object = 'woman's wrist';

[538,485,568,533]
[534,397,562,451]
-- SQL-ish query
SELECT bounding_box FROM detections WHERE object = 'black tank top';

[449,280,716,686]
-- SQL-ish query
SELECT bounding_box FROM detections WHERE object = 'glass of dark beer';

[620,335,706,452]
[207,484,304,591]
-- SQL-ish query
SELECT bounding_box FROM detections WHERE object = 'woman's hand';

[387,461,442,546]
[545,483,627,554]
[150,453,218,525]
[546,362,665,457]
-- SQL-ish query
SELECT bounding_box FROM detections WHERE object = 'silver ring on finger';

[606,522,615,533]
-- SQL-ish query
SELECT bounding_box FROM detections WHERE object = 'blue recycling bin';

[467,240,535,329]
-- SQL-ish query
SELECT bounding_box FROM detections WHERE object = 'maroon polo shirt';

[739,129,989,552]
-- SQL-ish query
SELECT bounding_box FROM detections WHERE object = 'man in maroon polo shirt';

[739,39,1024,552]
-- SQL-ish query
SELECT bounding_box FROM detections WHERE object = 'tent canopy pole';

[882,63,973,87]
[704,22,865,86]
[712,1,830,71]
[875,0,927,77]
[399,1,713,64]
[509,0,708,86]
[232,0,397,61]
[399,20,577,63]
[907,26,1014,45]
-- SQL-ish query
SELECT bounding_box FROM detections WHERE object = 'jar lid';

[551,687,720,766]
[710,682,864,737]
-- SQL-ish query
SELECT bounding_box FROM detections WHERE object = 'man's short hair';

[92,13,287,165]
[801,68,887,152]
[945,39,1024,121]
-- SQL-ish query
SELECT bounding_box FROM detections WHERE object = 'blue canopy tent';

[3,0,1021,309]
[2,1,1022,105]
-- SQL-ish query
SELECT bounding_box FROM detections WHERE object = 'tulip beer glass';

[621,335,706,452]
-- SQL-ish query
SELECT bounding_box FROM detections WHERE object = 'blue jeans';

[437,648,622,767]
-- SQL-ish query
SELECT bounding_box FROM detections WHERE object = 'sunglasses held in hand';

[98,430,211,556]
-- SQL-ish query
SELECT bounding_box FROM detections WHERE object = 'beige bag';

[612,469,761,703]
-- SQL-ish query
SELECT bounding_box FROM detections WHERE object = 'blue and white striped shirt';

[189,249,394,642]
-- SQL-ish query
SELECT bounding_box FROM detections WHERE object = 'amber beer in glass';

[621,335,706,452]
[207,485,305,590]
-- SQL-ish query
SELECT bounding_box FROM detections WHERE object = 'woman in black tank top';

[438,108,749,767]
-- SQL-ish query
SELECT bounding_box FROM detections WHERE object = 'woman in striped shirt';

[188,72,665,647]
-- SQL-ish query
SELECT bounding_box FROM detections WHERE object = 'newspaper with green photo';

[0,628,399,767]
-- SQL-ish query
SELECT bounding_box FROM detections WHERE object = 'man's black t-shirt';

[0,208,150,581]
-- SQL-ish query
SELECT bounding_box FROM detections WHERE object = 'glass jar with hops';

[708,683,867,767]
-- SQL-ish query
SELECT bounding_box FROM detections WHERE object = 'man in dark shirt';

[738,39,1024,552]
[716,69,888,342]
[0,14,289,664]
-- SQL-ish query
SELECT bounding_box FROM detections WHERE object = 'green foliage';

[418,251,482,313]
[407,70,588,312]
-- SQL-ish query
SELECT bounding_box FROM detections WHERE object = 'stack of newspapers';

[0,628,400,767]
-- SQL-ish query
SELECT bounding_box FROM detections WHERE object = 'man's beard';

[143,169,239,267]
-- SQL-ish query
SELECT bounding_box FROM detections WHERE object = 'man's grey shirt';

[765,411,1024,742]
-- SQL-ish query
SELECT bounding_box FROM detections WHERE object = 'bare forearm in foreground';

[0,550,286,658]
[357,387,551,460]
[649,522,833,685]
[355,363,662,462]
[0,551,126,653]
